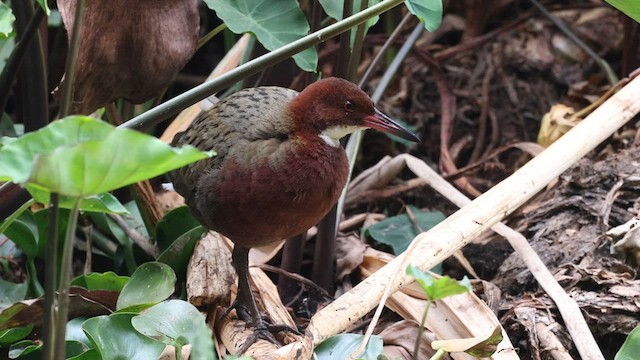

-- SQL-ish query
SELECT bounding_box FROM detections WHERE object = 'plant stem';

[529,0,617,85]
[197,23,227,50]
[53,199,81,360]
[43,193,59,360]
[59,0,87,117]
[120,0,406,131]
[27,259,44,297]
[413,300,432,360]
[428,348,446,360]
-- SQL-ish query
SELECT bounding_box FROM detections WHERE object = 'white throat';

[319,125,366,147]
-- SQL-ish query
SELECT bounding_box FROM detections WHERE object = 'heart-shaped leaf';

[83,313,165,360]
[116,262,176,312]
[0,116,213,197]
[203,0,317,72]
[132,300,215,359]
[405,0,443,32]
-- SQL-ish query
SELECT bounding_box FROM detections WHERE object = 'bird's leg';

[226,245,281,353]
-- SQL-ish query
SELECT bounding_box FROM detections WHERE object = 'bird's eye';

[344,100,354,112]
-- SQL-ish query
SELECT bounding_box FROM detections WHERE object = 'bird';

[170,77,419,353]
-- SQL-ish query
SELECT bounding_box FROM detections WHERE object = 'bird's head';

[289,77,420,147]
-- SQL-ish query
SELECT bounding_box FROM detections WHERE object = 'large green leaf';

[83,313,165,360]
[203,0,317,72]
[132,300,215,359]
[314,334,383,359]
[0,116,213,197]
[116,262,176,312]
[0,2,15,39]
[606,1,640,24]
[405,0,442,32]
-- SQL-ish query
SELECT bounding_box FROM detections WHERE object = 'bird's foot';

[221,299,301,354]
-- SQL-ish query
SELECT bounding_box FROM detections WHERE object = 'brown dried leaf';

[57,0,199,114]
[335,234,366,280]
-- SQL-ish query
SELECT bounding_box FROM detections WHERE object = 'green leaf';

[116,262,176,312]
[319,0,382,45]
[82,313,165,360]
[66,318,93,348]
[406,265,471,301]
[1,112,17,137]
[28,188,128,214]
[0,324,33,346]
[67,348,100,360]
[0,116,213,197]
[203,0,317,72]
[8,339,39,359]
[366,206,445,255]
[35,0,51,15]
[0,279,28,308]
[616,326,640,360]
[155,206,201,253]
[0,2,15,39]
[405,0,443,32]
[132,300,215,359]
[156,225,207,281]
[3,211,38,258]
[71,272,129,292]
[315,334,383,359]
[606,0,640,23]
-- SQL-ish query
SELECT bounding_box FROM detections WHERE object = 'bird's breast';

[197,137,348,247]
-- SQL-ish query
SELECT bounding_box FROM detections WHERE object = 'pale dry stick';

[403,155,601,359]
[302,74,640,359]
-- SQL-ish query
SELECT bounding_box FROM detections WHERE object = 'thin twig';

[107,213,157,258]
[529,0,617,85]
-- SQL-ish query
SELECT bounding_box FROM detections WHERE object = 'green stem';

[0,198,34,235]
[59,0,87,117]
[413,300,432,360]
[120,0,406,131]
[53,199,81,360]
[27,259,44,297]
[43,193,59,360]
[347,0,369,80]
[197,23,227,50]
[428,348,446,360]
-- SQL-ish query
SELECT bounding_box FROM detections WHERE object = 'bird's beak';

[363,108,421,142]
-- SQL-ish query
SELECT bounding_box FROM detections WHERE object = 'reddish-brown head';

[289,77,419,145]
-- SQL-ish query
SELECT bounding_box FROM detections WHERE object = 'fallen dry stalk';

[301,73,640,359]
